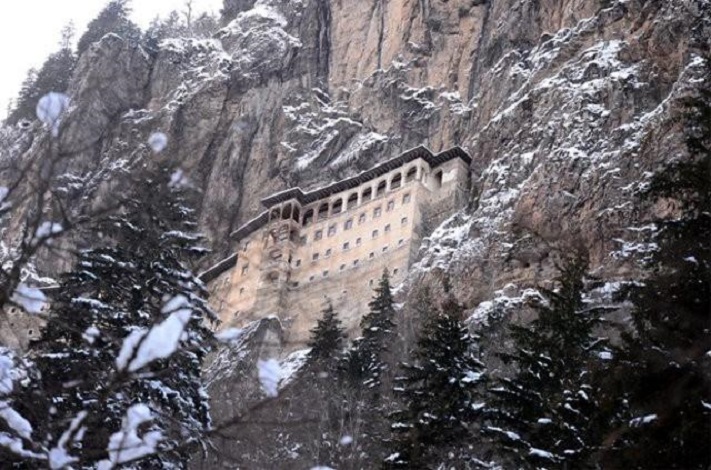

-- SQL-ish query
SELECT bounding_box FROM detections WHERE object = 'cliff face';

[2,0,708,465]
[20,0,702,297]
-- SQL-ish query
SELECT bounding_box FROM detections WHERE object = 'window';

[398,239,404,245]
[405,167,417,182]
[376,180,386,197]
[241,264,249,275]
[434,170,443,188]
[353,259,359,266]
[242,241,250,252]
[369,279,374,286]
[312,253,320,261]
[309,275,315,281]
[387,200,395,212]
[382,246,389,252]
[344,219,353,230]
[328,225,336,237]
[359,213,367,224]
[315,230,323,240]
[300,235,307,244]
[326,249,332,257]
[385,224,391,233]
[390,173,402,190]
[369,252,375,259]
[401,217,408,226]
[239,287,245,295]
[323,270,329,277]
[393,268,399,275]
[318,202,329,220]
[372,230,379,238]
[403,193,411,204]
[356,237,362,246]
[373,207,382,218]
[340,264,346,271]
[331,199,343,215]
[362,187,373,202]
[347,192,358,210]
[303,209,314,226]
[343,242,350,251]
[295,259,302,267]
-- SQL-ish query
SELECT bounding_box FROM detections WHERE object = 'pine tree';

[307,302,346,365]
[484,254,607,469]
[342,269,397,390]
[600,56,711,468]
[77,0,141,56]
[11,165,216,468]
[386,296,486,468]
[6,24,77,125]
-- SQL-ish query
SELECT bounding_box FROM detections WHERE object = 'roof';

[229,145,471,241]
[198,253,238,283]
[260,145,471,208]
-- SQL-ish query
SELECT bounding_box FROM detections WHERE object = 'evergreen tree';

[386,296,486,468]
[484,254,607,469]
[342,270,397,390]
[77,0,141,56]
[10,166,216,468]
[307,302,346,365]
[600,56,711,468]
[6,24,76,125]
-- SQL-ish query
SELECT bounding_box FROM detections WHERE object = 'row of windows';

[304,193,411,242]
[308,237,406,263]
[237,268,403,294]
[306,267,401,283]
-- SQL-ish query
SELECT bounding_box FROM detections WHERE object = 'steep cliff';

[1,0,708,466]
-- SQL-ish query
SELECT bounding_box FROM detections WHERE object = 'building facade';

[205,146,471,347]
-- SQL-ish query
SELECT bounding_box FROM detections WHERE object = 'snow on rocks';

[468,286,544,326]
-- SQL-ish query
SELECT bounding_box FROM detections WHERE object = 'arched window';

[318,202,329,220]
[433,170,443,188]
[292,207,300,222]
[390,173,402,190]
[282,204,292,220]
[331,199,343,215]
[405,166,417,182]
[361,187,373,202]
[270,208,280,221]
[376,180,386,197]
[303,209,314,227]
[347,192,358,210]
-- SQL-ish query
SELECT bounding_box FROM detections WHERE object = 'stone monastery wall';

[206,146,471,347]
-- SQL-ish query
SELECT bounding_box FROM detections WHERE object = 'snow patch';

[11,284,48,314]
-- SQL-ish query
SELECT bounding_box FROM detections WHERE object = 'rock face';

[2,0,709,463]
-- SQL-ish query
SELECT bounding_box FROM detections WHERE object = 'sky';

[0,0,224,120]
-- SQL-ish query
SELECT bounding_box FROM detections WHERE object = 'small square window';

[387,200,395,211]
[300,236,307,244]
[239,287,245,295]
[369,279,374,286]
[295,259,302,267]
[344,219,353,230]
[403,193,411,204]
[323,270,329,277]
[241,264,249,275]
[312,253,319,261]
[359,213,367,224]
[384,224,391,232]
[373,207,382,218]
[356,237,362,246]
[309,275,315,281]
[393,268,399,275]
[353,259,359,266]
[326,249,332,257]
[398,239,404,245]
[343,242,350,251]
[315,230,323,240]
[372,230,379,238]
[369,252,375,259]
[340,264,346,271]
[382,246,389,252]
[401,217,408,225]
[328,225,337,236]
